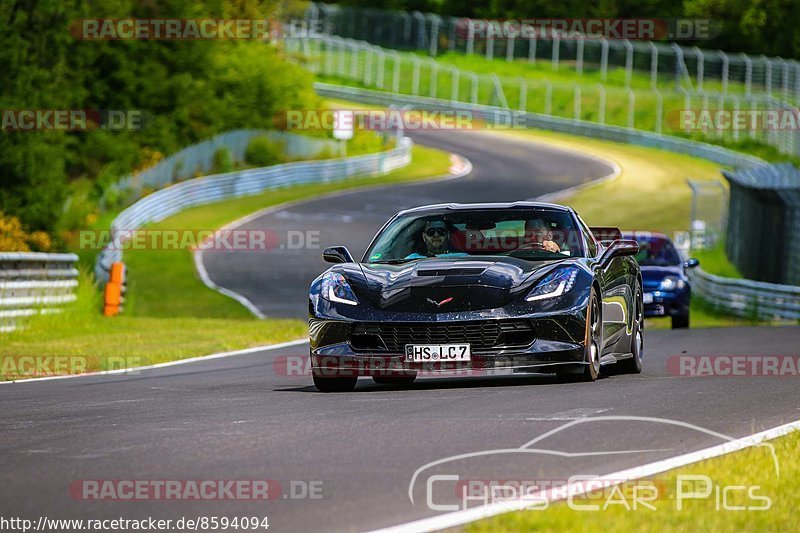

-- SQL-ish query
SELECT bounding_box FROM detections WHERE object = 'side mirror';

[323,246,355,264]
[599,239,640,266]
[684,258,700,269]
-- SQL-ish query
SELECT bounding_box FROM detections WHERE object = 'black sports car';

[308,202,643,392]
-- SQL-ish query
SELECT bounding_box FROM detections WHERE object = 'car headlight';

[659,276,686,291]
[526,267,579,302]
[321,272,358,306]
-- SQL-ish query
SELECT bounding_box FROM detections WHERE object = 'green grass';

[468,429,799,532]
[309,47,800,166]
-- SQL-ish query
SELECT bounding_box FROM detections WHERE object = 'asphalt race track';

[200,130,615,318]
[2,130,799,532]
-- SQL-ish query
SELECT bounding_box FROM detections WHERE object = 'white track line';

[1,338,308,384]
[367,418,800,533]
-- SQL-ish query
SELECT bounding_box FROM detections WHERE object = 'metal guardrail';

[315,82,799,321]
[314,82,765,168]
[689,268,800,320]
[94,136,413,282]
[102,129,344,209]
[0,252,80,332]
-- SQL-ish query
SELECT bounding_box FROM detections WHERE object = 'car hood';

[340,257,569,311]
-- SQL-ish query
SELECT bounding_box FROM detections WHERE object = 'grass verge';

[468,429,799,532]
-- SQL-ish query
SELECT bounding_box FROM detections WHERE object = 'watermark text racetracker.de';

[668,355,800,377]
[1,109,144,131]
[78,229,322,252]
[454,18,719,41]
[1,355,146,380]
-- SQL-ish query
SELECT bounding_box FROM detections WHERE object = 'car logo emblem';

[427,297,454,308]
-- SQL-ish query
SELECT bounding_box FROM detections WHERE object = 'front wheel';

[312,373,357,393]
[578,289,602,382]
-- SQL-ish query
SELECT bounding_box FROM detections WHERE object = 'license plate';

[643,293,654,304]
[405,344,471,362]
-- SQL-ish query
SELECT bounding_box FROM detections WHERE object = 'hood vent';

[416,268,486,277]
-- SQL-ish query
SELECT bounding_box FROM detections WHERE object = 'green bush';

[245,136,286,167]
[213,147,234,174]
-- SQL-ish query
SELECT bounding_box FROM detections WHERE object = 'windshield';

[630,235,682,266]
[364,208,584,263]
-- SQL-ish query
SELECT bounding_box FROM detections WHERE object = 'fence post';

[545,80,552,115]
[486,33,495,60]
[624,40,633,86]
[597,84,606,124]
[552,34,560,70]
[717,50,729,96]
[468,72,479,104]
[450,67,460,102]
[412,11,426,50]
[742,53,752,98]
[762,56,772,96]
[693,47,704,92]
[429,59,439,98]
[518,77,527,111]
[364,44,373,86]
[428,14,441,56]
[600,38,609,81]
[576,39,584,74]
[349,41,359,79]
[391,51,401,93]
[731,94,740,142]
[466,19,475,56]
[411,56,420,95]
[654,88,663,133]
[648,42,659,90]
[574,84,581,120]
[376,49,386,89]
[506,35,515,62]
[781,59,789,102]
[528,36,537,64]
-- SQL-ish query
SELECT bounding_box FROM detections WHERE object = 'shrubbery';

[0,0,316,245]
[245,137,286,167]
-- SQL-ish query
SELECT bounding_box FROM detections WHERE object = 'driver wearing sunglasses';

[405,220,468,259]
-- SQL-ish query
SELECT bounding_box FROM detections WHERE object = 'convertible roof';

[397,202,573,216]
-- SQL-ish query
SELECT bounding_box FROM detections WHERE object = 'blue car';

[623,232,699,329]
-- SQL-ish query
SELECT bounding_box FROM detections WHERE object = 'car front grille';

[350,320,535,353]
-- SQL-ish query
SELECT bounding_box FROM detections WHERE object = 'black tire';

[617,284,644,374]
[578,289,602,382]
[372,374,417,386]
[312,373,357,393]
[672,313,690,329]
